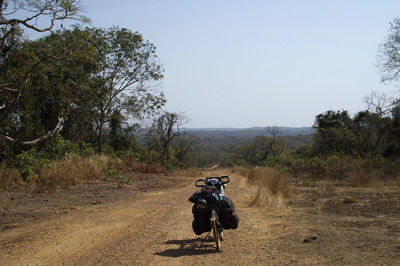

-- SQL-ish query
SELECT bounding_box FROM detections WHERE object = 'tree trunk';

[97,121,104,154]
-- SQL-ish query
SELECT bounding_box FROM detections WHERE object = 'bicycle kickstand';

[198,231,211,249]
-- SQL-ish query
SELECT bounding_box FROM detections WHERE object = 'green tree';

[352,110,391,157]
[1,26,165,157]
[234,136,270,165]
[233,135,282,165]
[312,110,357,156]
[83,27,165,153]
[312,107,395,158]
[0,27,97,159]
[0,0,87,154]
[384,101,400,157]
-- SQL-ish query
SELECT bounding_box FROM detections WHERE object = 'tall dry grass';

[0,164,22,189]
[247,167,292,208]
[34,155,110,192]
[232,165,252,178]
[113,156,162,173]
[348,169,382,187]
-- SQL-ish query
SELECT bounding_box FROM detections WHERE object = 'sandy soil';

[0,171,399,265]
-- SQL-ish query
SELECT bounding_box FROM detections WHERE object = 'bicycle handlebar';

[220,176,230,184]
[195,179,205,187]
[194,176,230,187]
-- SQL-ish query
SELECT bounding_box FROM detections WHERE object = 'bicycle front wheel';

[212,218,221,251]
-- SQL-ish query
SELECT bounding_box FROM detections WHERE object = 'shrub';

[325,155,352,179]
[297,177,312,187]
[278,154,353,180]
[39,132,75,159]
[348,169,380,187]
[75,141,95,157]
[13,150,37,181]
[13,149,51,181]
[105,168,131,184]
[12,135,95,182]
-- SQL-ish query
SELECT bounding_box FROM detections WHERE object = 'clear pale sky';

[44,1,400,127]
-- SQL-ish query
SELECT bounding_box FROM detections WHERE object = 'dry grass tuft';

[343,196,357,204]
[34,155,110,192]
[320,184,336,194]
[0,164,22,189]
[248,167,291,208]
[0,192,10,215]
[348,169,380,187]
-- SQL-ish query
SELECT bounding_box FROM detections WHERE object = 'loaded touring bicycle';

[189,176,239,251]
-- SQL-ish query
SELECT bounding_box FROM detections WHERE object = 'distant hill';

[186,126,313,139]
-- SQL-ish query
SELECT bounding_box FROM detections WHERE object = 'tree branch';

[0,86,18,92]
[5,117,64,145]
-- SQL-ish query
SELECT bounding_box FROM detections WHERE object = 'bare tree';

[149,112,188,167]
[266,126,283,159]
[377,17,400,83]
[0,0,87,53]
[172,134,195,164]
[363,91,395,118]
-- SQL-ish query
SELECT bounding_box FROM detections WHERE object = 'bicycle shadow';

[154,237,220,257]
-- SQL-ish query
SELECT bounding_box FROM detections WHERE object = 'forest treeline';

[1,1,400,189]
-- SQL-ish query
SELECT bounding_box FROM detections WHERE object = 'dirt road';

[1,171,399,265]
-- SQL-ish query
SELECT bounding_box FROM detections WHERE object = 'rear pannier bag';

[217,197,239,229]
[192,203,211,235]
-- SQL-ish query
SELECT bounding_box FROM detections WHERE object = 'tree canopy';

[0,24,165,157]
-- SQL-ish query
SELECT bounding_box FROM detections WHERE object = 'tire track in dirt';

[1,197,148,265]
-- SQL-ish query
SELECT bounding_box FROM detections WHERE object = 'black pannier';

[189,185,239,234]
[192,203,211,235]
[217,197,239,229]
[189,186,219,235]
